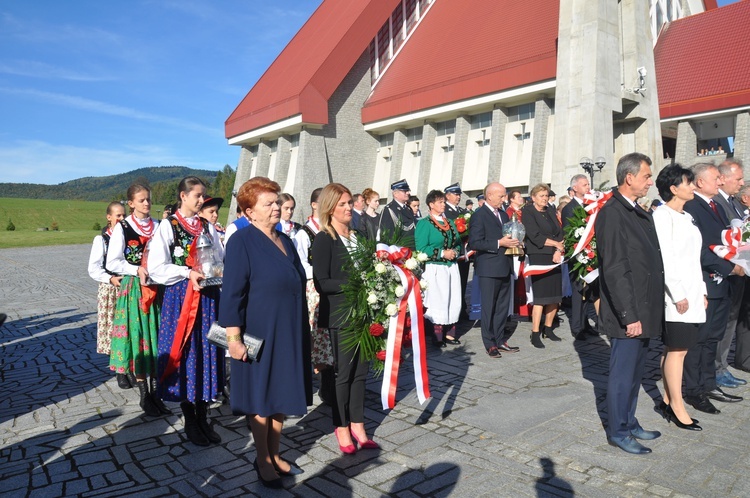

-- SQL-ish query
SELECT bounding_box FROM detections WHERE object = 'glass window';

[406,127,423,142]
[470,112,492,129]
[507,103,535,122]
[405,0,417,31]
[436,120,456,136]
[392,4,404,52]
[379,133,394,147]
[377,21,390,67]
[290,134,300,148]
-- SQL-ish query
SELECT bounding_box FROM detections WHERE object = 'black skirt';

[528,253,562,305]
[663,321,700,349]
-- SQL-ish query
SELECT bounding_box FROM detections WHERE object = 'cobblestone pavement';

[2,244,750,497]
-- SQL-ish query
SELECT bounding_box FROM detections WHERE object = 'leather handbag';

[207,322,264,362]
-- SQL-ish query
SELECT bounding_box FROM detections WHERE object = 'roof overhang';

[227,114,304,146]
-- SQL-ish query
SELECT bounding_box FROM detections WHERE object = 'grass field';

[0,197,115,249]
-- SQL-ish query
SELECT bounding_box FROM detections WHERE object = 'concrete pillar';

[291,128,331,222]
[227,145,255,224]
[674,120,698,166]
[529,98,553,186]
[418,122,437,197]
[734,112,750,167]
[389,129,407,189]
[255,141,272,178]
[488,107,508,184]
[274,135,292,189]
[451,115,471,187]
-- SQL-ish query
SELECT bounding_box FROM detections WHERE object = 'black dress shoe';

[684,394,721,414]
[705,388,743,403]
[665,405,702,431]
[253,459,283,489]
[487,346,502,358]
[498,342,520,353]
[432,338,446,348]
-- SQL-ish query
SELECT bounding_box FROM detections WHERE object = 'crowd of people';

[86,154,750,482]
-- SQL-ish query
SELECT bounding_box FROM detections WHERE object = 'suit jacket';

[596,189,665,338]
[684,195,734,299]
[378,199,416,249]
[521,204,562,256]
[561,197,584,230]
[444,203,467,220]
[713,191,744,222]
[351,209,362,232]
[468,204,512,278]
[311,230,354,329]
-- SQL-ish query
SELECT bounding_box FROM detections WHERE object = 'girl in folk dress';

[107,185,169,416]
[87,201,128,388]
[149,176,225,446]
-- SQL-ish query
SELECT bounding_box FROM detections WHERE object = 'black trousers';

[457,260,470,320]
[569,274,598,334]
[607,337,650,438]
[733,282,750,371]
[330,327,368,427]
[479,275,512,350]
[684,295,730,396]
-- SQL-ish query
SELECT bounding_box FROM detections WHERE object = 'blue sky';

[0,0,741,185]
[0,0,319,184]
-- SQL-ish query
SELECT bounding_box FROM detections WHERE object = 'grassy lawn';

[0,197,114,249]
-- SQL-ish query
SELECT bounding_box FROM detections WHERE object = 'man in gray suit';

[713,159,748,388]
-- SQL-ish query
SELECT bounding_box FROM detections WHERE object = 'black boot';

[195,401,221,444]
[136,381,161,417]
[180,401,210,446]
[541,325,562,342]
[530,332,545,349]
[149,377,172,415]
[116,373,132,389]
[127,372,138,388]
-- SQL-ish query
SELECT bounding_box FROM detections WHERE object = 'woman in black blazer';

[311,183,379,455]
[521,183,565,348]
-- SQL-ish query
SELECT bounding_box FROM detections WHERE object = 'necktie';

[709,200,721,219]
[729,196,742,218]
[494,208,503,222]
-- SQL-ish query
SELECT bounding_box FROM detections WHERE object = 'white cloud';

[0,86,219,136]
[0,140,225,184]
[0,60,115,82]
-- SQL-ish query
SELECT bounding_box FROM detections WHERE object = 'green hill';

[0,166,226,204]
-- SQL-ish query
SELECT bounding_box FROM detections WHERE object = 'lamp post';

[579,156,606,186]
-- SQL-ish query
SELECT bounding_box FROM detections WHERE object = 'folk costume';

[87,226,119,356]
[106,215,166,415]
[149,212,225,445]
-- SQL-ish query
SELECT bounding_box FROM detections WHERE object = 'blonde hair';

[529,183,550,197]
[318,183,352,239]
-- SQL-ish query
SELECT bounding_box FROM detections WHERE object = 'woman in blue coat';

[219,177,312,488]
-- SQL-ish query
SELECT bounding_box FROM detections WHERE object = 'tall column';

[273,135,292,188]
[389,129,407,188]
[488,107,508,184]
[734,112,750,168]
[227,145,255,224]
[451,115,471,186]
[418,122,437,197]
[292,128,331,222]
[255,141,272,178]
[529,98,553,186]
[674,120,698,166]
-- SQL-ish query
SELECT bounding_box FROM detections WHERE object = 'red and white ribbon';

[711,226,742,261]
[522,190,613,279]
[376,243,430,410]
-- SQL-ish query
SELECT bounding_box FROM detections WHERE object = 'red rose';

[455,218,467,233]
[375,350,387,361]
[586,266,594,272]
[369,323,385,337]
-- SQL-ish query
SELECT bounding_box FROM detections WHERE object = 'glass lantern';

[502,212,525,256]
[195,233,223,287]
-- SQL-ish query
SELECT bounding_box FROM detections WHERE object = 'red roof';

[361,0,559,124]
[655,0,750,119]
[225,0,400,139]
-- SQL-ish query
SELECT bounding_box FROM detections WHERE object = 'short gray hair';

[616,152,652,186]
[718,158,743,176]
[691,162,718,180]
[569,174,588,187]
[738,184,750,199]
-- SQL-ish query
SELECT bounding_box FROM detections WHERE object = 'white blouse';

[148,214,225,286]
[106,216,159,277]
[652,205,707,323]
[293,218,320,280]
[87,234,113,284]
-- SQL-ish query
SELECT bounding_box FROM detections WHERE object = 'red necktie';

[709,200,721,219]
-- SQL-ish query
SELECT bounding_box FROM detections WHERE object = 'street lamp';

[580,156,606,185]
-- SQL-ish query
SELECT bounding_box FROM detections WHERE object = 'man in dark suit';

[712,159,748,388]
[444,182,470,321]
[468,182,522,358]
[683,163,744,414]
[597,152,664,454]
[377,179,417,250]
[351,193,364,231]
[561,174,599,340]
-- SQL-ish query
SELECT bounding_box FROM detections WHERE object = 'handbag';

[206,322,264,362]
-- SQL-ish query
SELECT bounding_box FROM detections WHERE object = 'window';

[405,0,417,31]
[379,133,394,147]
[470,112,492,130]
[436,119,456,136]
[514,123,530,141]
[290,134,300,148]
[406,127,423,142]
[377,21,391,68]
[507,103,535,122]
[392,3,404,52]
[269,140,278,153]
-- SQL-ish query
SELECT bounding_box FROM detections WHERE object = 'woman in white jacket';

[653,164,707,431]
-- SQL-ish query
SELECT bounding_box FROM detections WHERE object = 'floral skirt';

[307,279,333,367]
[96,282,118,355]
[109,276,160,376]
[157,280,224,403]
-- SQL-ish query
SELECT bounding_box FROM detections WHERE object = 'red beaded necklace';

[307,216,320,232]
[130,214,155,237]
[431,214,451,232]
[175,210,203,237]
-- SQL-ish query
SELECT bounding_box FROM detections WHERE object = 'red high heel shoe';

[350,429,379,449]
[335,427,356,454]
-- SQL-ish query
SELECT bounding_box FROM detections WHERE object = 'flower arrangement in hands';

[563,204,598,283]
[453,212,471,240]
[340,233,428,374]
